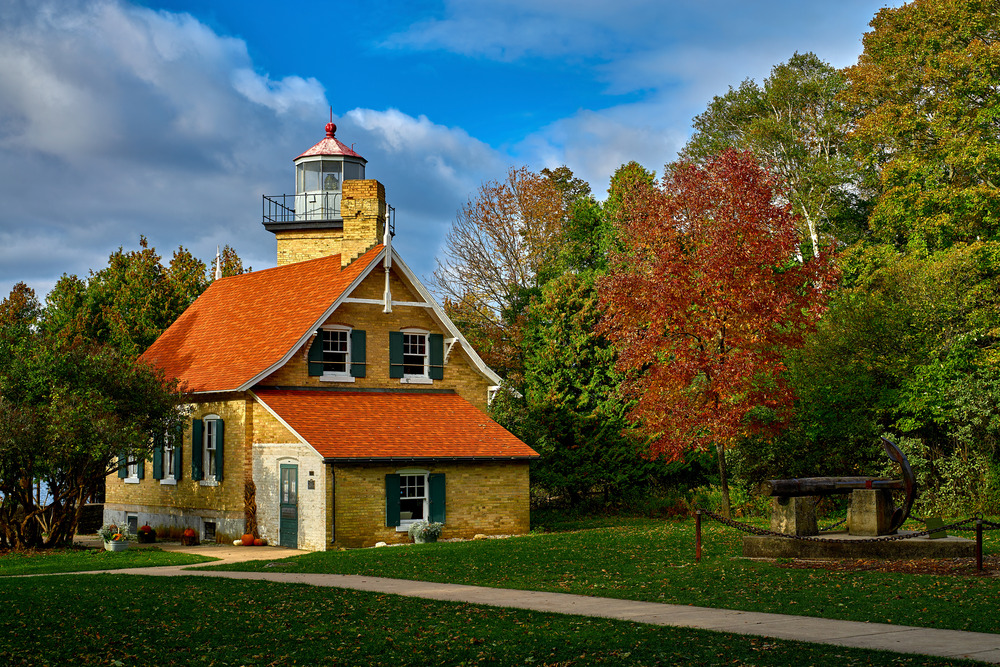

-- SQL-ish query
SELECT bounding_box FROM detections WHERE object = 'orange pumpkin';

[253,538,264,546]
[182,528,196,538]
[241,534,255,546]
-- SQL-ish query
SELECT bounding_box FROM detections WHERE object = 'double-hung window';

[398,474,427,523]
[192,415,224,485]
[153,426,182,484]
[162,444,175,482]
[308,326,366,381]
[125,459,141,483]
[402,333,427,378]
[204,418,218,481]
[385,471,446,529]
[390,330,444,383]
[323,328,350,376]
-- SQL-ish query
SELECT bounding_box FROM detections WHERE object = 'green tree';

[769,241,1000,512]
[843,0,1000,251]
[42,238,244,357]
[682,52,862,255]
[0,284,183,549]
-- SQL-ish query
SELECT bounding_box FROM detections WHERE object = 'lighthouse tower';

[263,122,392,267]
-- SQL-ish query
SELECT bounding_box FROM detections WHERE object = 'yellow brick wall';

[340,180,386,267]
[276,229,343,266]
[104,393,249,542]
[332,461,530,548]
[252,401,298,443]
[258,267,492,410]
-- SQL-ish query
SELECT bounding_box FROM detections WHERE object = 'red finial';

[325,122,336,138]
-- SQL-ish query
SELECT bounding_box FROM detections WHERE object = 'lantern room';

[262,122,368,232]
[293,122,367,222]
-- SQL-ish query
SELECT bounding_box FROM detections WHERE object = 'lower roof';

[252,388,539,461]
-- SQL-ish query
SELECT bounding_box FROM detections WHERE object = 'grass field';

[0,516,993,665]
[0,574,980,666]
[0,546,214,575]
[205,516,1000,634]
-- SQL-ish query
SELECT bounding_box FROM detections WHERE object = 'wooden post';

[976,519,983,573]
[695,510,702,562]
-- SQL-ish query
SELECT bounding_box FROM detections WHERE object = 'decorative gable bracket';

[443,337,457,364]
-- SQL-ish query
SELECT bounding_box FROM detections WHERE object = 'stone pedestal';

[770,497,818,536]
[847,489,894,536]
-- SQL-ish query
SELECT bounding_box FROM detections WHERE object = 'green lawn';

[0,575,979,666]
[206,517,1000,634]
[0,546,214,575]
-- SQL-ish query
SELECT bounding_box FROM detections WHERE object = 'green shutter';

[389,332,404,378]
[191,419,204,481]
[152,432,164,480]
[173,424,184,480]
[350,329,366,378]
[308,331,324,376]
[136,459,145,480]
[429,333,444,380]
[385,474,401,527]
[214,419,225,482]
[117,454,127,479]
[429,473,446,523]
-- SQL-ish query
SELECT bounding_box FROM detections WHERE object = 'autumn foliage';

[598,150,838,462]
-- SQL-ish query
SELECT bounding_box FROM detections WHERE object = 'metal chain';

[696,509,979,544]
[819,517,847,532]
[910,515,1000,531]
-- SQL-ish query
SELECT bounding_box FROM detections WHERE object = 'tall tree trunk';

[715,441,732,519]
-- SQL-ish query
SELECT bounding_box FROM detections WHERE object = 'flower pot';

[413,534,438,544]
[104,540,129,552]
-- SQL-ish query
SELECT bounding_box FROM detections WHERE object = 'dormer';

[263,122,394,267]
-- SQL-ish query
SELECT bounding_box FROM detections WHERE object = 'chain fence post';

[695,509,702,562]
[976,519,983,573]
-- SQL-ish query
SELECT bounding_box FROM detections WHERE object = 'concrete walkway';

[63,541,1000,665]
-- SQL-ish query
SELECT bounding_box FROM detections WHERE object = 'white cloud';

[0,1,514,298]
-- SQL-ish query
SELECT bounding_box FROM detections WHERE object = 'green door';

[279,464,298,549]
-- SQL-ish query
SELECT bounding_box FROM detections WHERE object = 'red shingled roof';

[296,123,365,161]
[253,389,538,460]
[140,246,384,393]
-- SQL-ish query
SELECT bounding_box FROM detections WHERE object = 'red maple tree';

[598,149,837,516]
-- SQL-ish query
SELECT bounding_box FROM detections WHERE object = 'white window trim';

[395,469,429,532]
[202,414,220,484]
[161,443,176,483]
[400,328,430,384]
[125,459,140,484]
[320,325,355,382]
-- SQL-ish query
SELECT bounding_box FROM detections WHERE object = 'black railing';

[263,193,395,237]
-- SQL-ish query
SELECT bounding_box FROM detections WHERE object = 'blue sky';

[0,0,902,300]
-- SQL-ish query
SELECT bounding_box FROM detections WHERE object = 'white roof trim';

[249,390,323,458]
[389,250,502,385]
[237,247,387,391]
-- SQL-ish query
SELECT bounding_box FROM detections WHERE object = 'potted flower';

[407,521,443,544]
[98,523,132,552]
[137,524,156,544]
